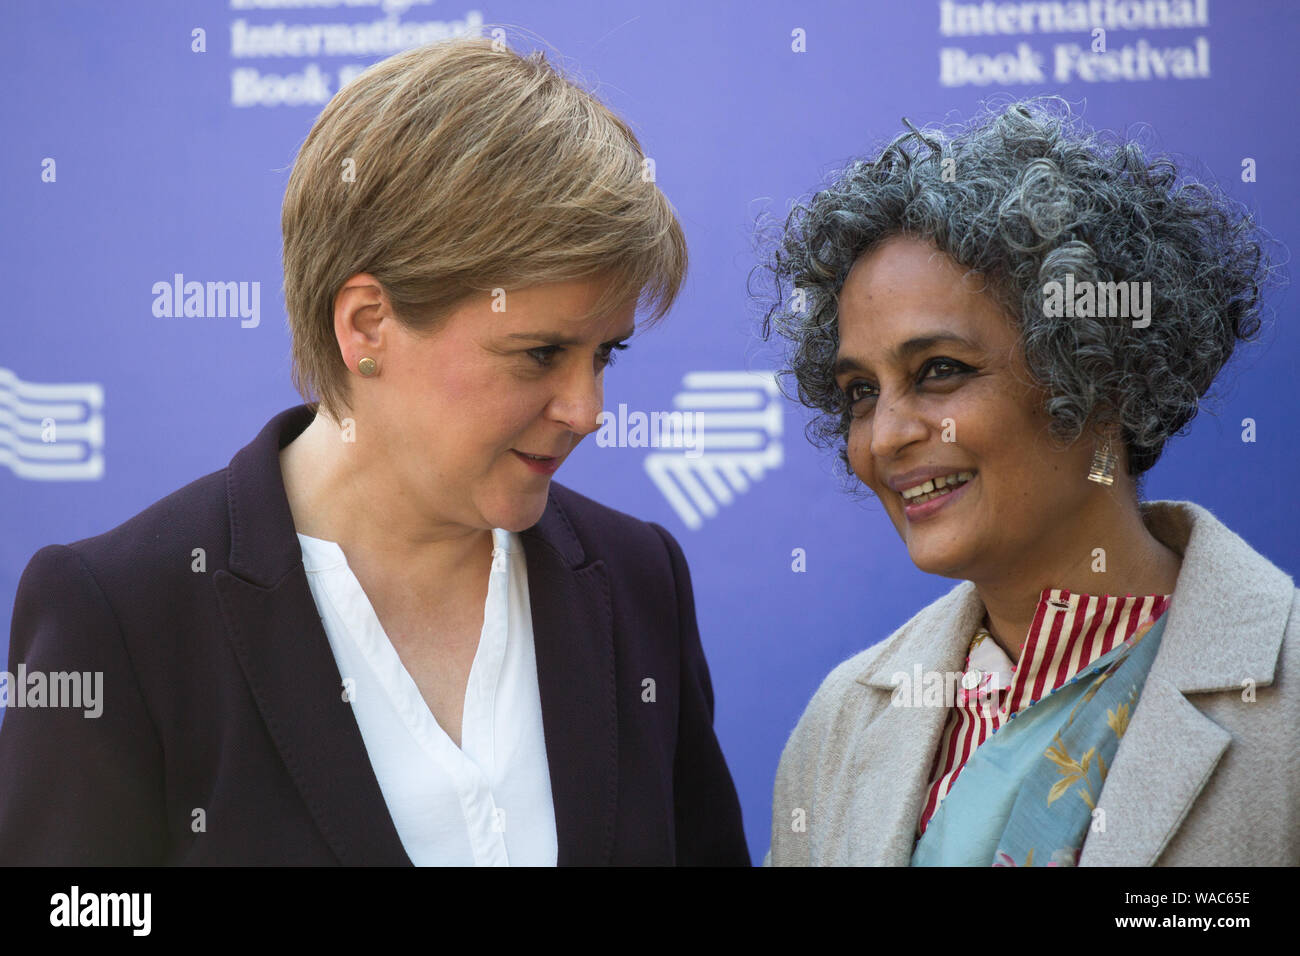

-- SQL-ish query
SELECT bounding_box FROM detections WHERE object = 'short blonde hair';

[282,36,688,422]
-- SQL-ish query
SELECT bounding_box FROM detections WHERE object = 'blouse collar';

[964,588,1172,716]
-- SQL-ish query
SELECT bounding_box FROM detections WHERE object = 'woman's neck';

[974,500,1183,663]
[279,411,492,587]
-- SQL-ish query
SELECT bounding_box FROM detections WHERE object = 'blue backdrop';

[4,0,1297,863]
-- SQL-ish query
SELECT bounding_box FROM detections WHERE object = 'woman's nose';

[868,393,929,460]
[550,365,604,437]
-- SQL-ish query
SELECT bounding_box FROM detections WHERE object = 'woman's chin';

[488,494,551,533]
[906,545,970,579]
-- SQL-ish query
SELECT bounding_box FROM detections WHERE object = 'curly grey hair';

[756,97,1271,495]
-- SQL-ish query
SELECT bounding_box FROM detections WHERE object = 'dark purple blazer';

[0,405,749,866]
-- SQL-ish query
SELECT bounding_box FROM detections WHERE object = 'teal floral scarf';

[911,608,1169,867]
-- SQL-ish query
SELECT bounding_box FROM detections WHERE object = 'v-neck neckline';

[295,529,513,767]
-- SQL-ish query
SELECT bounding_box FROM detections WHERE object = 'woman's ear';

[333,273,389,366]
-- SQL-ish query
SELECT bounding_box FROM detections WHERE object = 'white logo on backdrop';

[645,371,783,530]
[0,369,104,481]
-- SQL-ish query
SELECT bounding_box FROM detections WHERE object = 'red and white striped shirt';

[916,588,1172,837]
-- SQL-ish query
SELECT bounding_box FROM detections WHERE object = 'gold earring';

[358,357,377,377]
[1087,436,1117,485]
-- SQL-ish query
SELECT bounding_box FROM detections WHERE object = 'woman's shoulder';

[1144,499,1291,584]
[22,465,232,601]
[769,590,969,844]
[785,580,977,739]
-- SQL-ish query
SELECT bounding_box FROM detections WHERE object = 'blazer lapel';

[1078,675,1229,865]
[1080,500,1293,865]
[214,408,619,866]
[854,581,987,865]
[214,406,412,865]
[521,491,618,866]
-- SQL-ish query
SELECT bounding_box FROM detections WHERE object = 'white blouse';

[296,527,558,866]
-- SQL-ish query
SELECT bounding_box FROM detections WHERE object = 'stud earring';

[1087,436,1117,485]
[358,357,377,377]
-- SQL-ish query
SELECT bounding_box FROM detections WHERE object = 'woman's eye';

[528,346,561,365]
[842,358,968,408]
[923,358,964,379]
[527,343,628,369]
[844,381,876,405]
[598,343,629,369]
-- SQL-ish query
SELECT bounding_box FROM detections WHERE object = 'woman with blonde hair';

[0,37,748,866]
[761,100,1295,866]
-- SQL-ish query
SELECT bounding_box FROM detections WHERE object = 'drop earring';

[1087,436,1117,485]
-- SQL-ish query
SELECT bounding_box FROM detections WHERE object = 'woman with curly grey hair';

[762,99,1296,867]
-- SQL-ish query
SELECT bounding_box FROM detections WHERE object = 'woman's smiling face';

[833,235,1102,580]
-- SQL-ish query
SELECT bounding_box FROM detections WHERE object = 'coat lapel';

[213,405,412,865]
[854,581,987,865]
[521,491,618,866]
[1079,500,1293,865]
[1077,675,1230,865]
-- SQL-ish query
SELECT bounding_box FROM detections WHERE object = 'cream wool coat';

[766,500,1299,866]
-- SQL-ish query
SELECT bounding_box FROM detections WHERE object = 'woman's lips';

[512,449,561,476]
[901,473,975,521]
